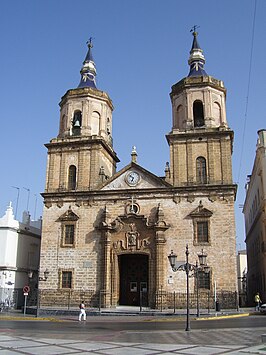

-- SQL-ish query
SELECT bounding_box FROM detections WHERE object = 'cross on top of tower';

[87,37,93,49]
[190,25,200,35]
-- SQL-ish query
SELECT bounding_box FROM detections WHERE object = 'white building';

[0,203,41,308]
[243,129,266,305]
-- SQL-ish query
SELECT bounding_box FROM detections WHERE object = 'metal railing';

[23,288,239,312]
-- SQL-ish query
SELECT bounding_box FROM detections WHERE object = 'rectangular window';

[64,224,75,245]
[197,221,208,243]
[198,270,210,289]
[62,271,72,288]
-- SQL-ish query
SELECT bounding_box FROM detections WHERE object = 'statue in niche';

[127,223,138,247]
[128,232,137,246]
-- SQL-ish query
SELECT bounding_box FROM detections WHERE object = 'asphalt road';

[0,314,265,346]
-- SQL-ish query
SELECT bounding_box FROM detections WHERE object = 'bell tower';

[166,30,234,188]
[44,39,119,193]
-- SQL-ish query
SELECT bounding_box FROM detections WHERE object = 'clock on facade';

[126,171,140,186]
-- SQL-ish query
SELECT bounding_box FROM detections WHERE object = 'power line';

[237,0,257,184]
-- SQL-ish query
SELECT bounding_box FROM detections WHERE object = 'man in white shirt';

[78,300,86,321]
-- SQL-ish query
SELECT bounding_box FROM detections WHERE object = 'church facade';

[39,33,238,309]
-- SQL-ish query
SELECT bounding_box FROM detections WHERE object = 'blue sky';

[0,0,265,249]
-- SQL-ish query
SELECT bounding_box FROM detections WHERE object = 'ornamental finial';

[190,25,200,36]
[87,37,93,49]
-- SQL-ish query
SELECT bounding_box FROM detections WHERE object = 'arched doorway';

[118,254,149,306]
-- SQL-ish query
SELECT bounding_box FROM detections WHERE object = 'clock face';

[126,171,140,186]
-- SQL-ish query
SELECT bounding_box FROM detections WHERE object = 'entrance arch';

[118,254,148,306]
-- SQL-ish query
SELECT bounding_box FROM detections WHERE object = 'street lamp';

[168,244,208,331]
[28,269,50,282]
[40,269,50,281]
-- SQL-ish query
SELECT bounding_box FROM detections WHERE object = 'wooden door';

[119,254,148,306]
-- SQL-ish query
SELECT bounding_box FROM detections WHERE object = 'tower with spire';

[166,29,233,188]
[44,40,119,194]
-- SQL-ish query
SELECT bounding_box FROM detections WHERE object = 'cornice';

[45,136,120,163]
[42,183,237,203]
[166,128,234,142]
[170,75,226,98]
[60,87,114,110]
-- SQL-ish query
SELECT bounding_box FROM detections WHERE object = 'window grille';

[198,270,210,289]
[64,224,75,245]
[197,221,209,243]
[62,271,72,288]
[196,157,207,184]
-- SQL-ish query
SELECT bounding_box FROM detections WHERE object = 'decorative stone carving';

[110,217,124,232]
[187,196,195,203]
[208,194,217,202]
[75,199,83,207]
[112,221,150,252]
[173,195,181,204]
[154,204,170,230]
[57,200,63,208]
[44,201,52,208]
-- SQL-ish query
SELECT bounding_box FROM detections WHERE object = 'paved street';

[1,334,266,355]
[0,313,265,354]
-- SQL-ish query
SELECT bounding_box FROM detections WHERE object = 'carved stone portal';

[98,204,169,308]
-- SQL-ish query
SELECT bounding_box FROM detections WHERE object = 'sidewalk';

[0,333,266,354]
[21,305,257,318]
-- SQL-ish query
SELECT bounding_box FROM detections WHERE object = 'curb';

[0,311,254,322]
[0,315,64,322]
[197,313,251,320]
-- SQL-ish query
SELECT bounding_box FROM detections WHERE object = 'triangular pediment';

[101,163,171,191]
[188,201,213,218]
[57,207,79,221]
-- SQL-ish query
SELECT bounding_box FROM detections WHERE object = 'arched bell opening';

[193,100,204,127]
[72,110,82,136]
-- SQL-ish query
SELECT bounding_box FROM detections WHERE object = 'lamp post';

[168,245,208,331]
[196,248,209,317]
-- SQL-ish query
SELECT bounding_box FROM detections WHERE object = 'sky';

[0,0,265,250]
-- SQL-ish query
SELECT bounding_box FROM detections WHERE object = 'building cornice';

[45,136,120,163]
[60,87,114,110]
[42,184,237,204]
[170,75,226,98]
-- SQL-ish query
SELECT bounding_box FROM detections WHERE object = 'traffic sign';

[23,292,28,296]
[23,285,30,293]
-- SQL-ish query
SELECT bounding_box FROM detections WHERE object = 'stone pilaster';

[101,229,111,307]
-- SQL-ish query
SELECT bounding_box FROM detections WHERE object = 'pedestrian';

[254,292,261,311]
[78,300,86,321]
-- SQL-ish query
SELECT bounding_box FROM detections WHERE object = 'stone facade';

[39,34,238,309]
